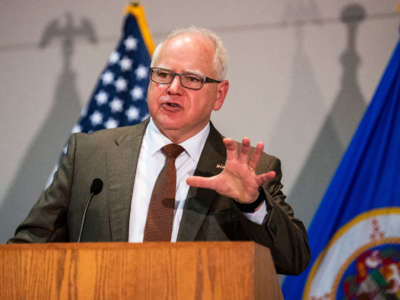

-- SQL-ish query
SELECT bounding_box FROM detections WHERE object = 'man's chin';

[153,115,183,130]
[152,119,182,135]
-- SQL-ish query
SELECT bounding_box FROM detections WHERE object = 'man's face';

[147,33,229,143]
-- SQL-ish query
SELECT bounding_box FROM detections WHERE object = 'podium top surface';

[2,241,264,250]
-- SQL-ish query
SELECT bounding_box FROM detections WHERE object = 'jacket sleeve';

[7,134,77,243]
[237,157,311,275]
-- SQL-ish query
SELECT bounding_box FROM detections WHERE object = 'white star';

[109,51,120,64]
[95,91,108,105]
[105,118,119,129]
[119,57,133,71]
[135,65,148,80]
[131,86,144,100]
[124,36,138,50]
[126,106,139,121]
[90,111,103,126]
[115,77,127,91]
[110,98,123,113]
[102,71,114,85]
[72,124,82,133]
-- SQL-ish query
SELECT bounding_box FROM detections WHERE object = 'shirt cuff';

[243,201,268,225]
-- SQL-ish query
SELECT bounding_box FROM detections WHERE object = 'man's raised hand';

[186,137,275,204]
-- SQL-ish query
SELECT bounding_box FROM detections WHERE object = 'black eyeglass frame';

[150,67,222,90]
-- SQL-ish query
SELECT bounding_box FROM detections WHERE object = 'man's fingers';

[223,138,238,161]
[248,142,264,171]
[256,171,276,185]
[239,137,251,163]
[224,137,266,174]
[186,175,216,190]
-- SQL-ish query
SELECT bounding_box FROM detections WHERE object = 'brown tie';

[143,144,185,241]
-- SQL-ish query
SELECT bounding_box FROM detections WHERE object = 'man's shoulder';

[72,120,148,144]
[210,123,280,167]
[74,121,147,140]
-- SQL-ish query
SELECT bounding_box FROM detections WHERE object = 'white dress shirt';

[128,119,267,242]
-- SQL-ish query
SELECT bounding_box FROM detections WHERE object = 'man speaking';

[9,27,310,275]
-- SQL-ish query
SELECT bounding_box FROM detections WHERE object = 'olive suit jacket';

[9,120,310,275]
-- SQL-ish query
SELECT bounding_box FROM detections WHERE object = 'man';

[9,27,310,275]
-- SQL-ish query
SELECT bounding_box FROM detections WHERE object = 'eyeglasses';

[150,67,222,90]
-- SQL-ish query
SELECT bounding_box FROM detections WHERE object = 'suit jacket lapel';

[177,123,226,241]
[107,120,149,241]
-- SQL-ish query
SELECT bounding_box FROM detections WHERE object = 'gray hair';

[151,27,228,80]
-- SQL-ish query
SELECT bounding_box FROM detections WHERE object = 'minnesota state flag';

[282,37,400,298]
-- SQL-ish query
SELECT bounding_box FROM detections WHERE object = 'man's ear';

[213,80,229,111]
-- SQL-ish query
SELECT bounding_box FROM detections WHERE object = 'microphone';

[90,178,103,195]
[77,178,103,242]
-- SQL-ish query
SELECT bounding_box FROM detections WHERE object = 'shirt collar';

[145,118,210,162]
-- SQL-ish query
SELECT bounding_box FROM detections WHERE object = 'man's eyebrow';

[182,69,203,76]
[154,65,204,76]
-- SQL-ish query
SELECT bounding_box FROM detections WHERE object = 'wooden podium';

[0,242,283,300]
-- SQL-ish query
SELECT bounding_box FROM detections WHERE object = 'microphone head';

[90,178,103,195]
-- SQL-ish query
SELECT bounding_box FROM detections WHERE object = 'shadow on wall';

[287,4,367,228]
[0,13,97,243]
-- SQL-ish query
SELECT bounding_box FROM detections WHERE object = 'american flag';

[72,4,153,134]
[47,4,153,186]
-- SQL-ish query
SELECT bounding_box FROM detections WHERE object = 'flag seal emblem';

[304,208,400,299]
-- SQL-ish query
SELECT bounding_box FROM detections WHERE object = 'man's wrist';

[235,187,265,213]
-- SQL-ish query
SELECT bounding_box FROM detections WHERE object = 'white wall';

[0,0,398,242]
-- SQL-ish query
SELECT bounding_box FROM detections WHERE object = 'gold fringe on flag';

[125,3,155,56]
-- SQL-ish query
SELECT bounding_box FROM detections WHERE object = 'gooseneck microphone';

[77,178,103,242]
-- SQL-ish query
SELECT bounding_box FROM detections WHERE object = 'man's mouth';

[166,102,180,108]
[162,102,182,112]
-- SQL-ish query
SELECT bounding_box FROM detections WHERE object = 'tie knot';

[162,144,185,159]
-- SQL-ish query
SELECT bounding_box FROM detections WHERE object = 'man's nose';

[168,75,182,93]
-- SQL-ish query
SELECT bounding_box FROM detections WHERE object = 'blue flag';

[73,4,154,134]
[282,38,400,298]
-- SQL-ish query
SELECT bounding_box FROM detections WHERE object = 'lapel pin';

[216,163,225,170]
